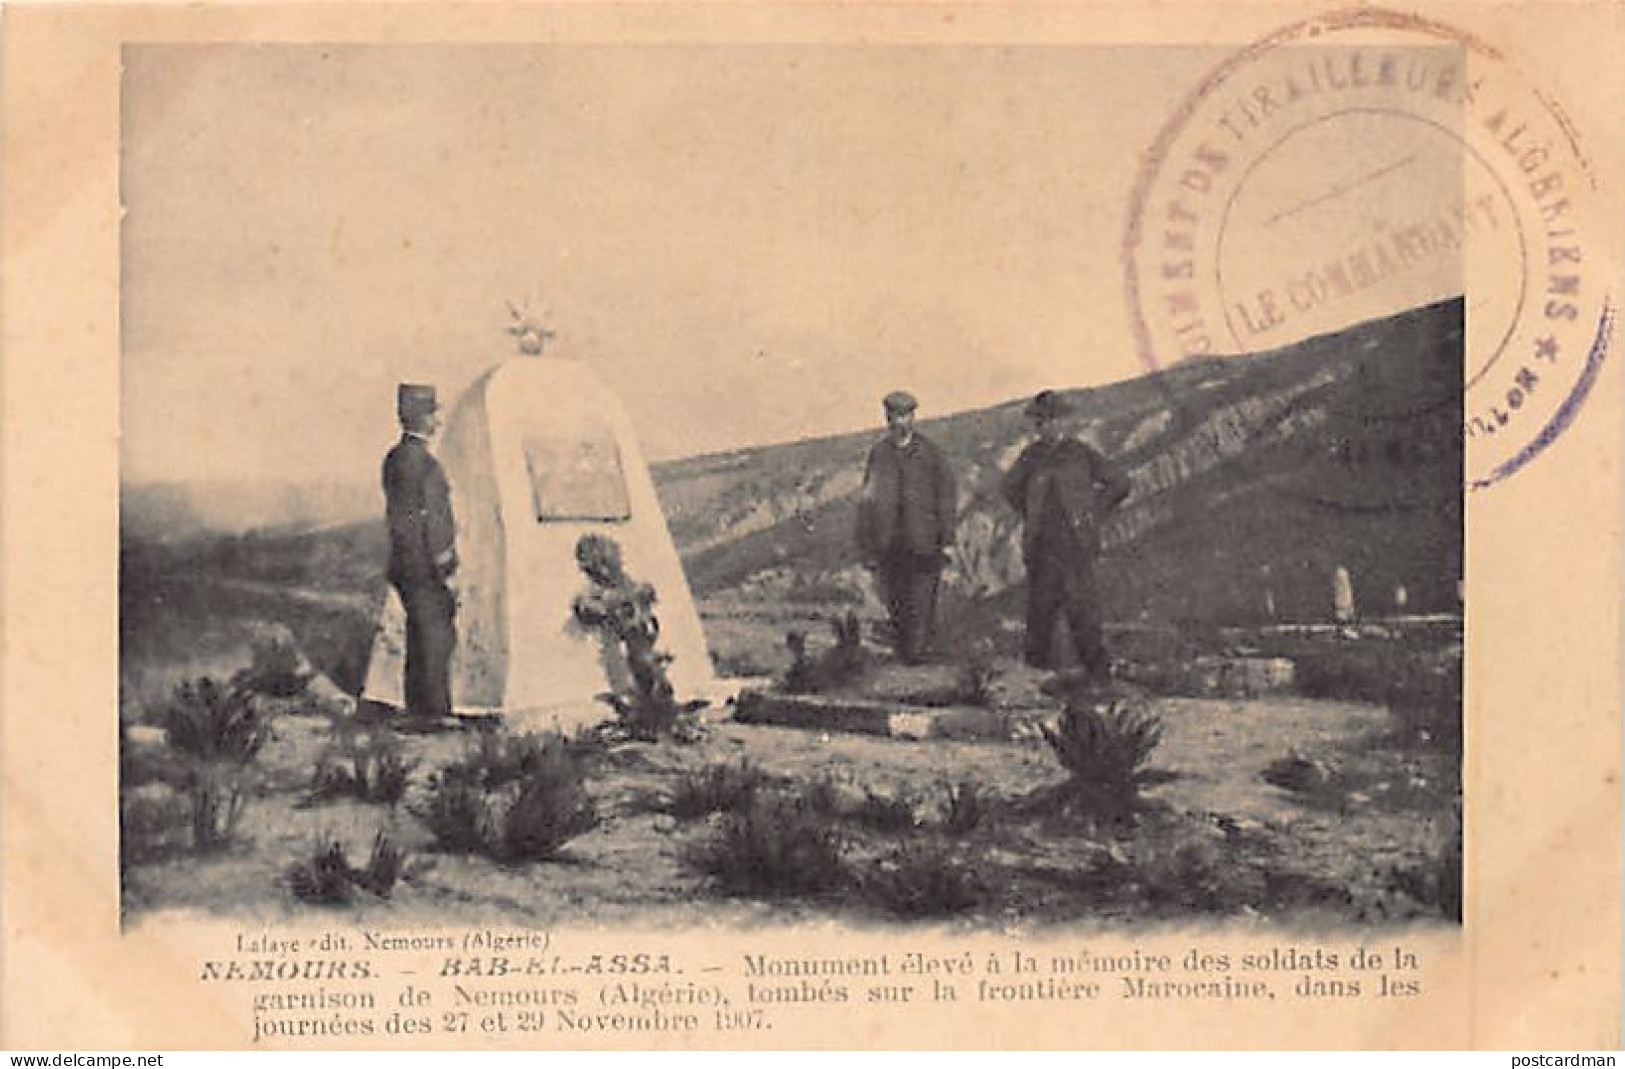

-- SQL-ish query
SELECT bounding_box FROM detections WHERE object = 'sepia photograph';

[3,1,1620,1050]
[118,41,1464,932]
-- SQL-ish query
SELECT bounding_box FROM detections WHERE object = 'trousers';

[876,547,943,663]
[394,579,456,719]
[1025,545,1108,678]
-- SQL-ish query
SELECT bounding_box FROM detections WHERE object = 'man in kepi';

[383,383,459,724]
[856,390,957,664]
[1003,390,1131,681]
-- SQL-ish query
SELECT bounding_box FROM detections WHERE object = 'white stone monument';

[362,321,716,731]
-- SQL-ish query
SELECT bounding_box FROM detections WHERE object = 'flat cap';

[882,390,918,415]
[1024,389,1071,420]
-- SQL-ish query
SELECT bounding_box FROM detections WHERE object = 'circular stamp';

[1122,7,1611,500]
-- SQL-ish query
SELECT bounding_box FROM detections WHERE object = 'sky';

[119,42,1460,487]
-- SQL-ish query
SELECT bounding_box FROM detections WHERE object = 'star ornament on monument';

[506,300,557,356]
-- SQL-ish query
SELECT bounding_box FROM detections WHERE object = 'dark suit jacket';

[383,434,457,587]
[856,433,957,559]
[1002,437,1131,560]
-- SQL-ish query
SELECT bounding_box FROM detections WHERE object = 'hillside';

[122,298,1463,629]
[122,479,379,543]
[659,297,1463,624]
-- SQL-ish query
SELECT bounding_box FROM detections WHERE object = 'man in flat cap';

[856,390,957,664]
[1003,390,1131,680]
[383,383,459,723]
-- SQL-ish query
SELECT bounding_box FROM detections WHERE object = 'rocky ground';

[121,658,1458,931]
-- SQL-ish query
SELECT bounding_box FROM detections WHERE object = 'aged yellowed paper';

[2,0,1620,1051]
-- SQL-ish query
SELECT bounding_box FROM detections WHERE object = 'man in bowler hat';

[383,383,459,722]
[1003,390,1131,679]
[856,390,957,664]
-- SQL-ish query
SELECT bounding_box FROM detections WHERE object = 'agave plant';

[693,792,848,897]
[287,836,357,905]
[1041,697,1166,823]
[865,842,988,918]
[162,677,273,850]
[288,830,414,905]
[415,731,600,862]
[666,759,767,820]
[306,725,417,807]
[941,778,990,836]
[354,831,411,898]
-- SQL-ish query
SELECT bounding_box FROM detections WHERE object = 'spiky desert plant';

[416,731,599,862]
[417,774,498,855]
[352,733,416,803]
[287,836,357,906]
[941,779,989,836]
[354,831,410,898]
[498,739,602,861]
[464,729,551,787]
[415,730,549,851]
[288,831,413,904]
[781,613,868,695]
[666,759,767,820]
[1041,697,1165,821]
[694,793,847,896]
[826,611,867,681]
[162,676,273,850]
[865,842,988,917]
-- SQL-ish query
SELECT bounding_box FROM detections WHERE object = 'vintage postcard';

[1,1,1620,1051]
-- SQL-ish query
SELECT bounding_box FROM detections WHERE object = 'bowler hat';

[883,390,918,415]
[1024,390,1071,420]
[397,383,440,420]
